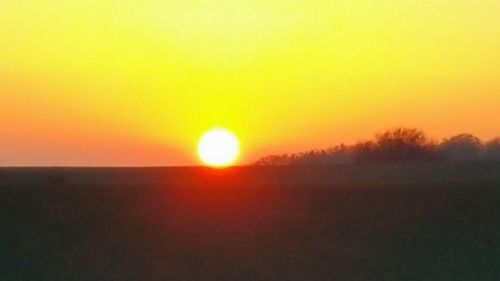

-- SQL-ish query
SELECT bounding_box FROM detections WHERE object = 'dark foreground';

[1,163,499,280]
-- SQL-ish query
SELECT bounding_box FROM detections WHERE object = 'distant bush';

[254,145,353,166]
[485,138,500,160]
[254,154,295,166]
[438,134,483,161]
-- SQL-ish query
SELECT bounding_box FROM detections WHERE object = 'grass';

[0,163,499,280]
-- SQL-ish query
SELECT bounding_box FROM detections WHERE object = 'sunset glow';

[1,0,500,165]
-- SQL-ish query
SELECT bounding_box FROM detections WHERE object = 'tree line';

[254,128,500,165]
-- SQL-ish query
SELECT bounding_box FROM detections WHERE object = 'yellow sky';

[1,0,499,165]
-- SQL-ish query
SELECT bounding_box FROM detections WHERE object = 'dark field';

[1,163,499,280]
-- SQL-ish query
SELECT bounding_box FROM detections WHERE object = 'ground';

[0,163,499,280]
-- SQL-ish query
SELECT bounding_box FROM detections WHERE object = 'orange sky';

[1,0,499,166]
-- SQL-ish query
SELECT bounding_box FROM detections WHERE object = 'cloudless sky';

[1,0,499,166]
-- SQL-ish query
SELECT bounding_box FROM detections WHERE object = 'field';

[1,163,499,280]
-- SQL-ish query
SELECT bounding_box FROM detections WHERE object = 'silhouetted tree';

[438,134,483,161]
[353,128,438,162]
[254,128,497,165]
[485,138,500,160]
[324,144,353,164]
[352,140,377,162]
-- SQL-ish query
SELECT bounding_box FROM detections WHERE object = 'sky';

[1,0,500,166]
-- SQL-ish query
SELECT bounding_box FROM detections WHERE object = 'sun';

[197,128,239,167]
